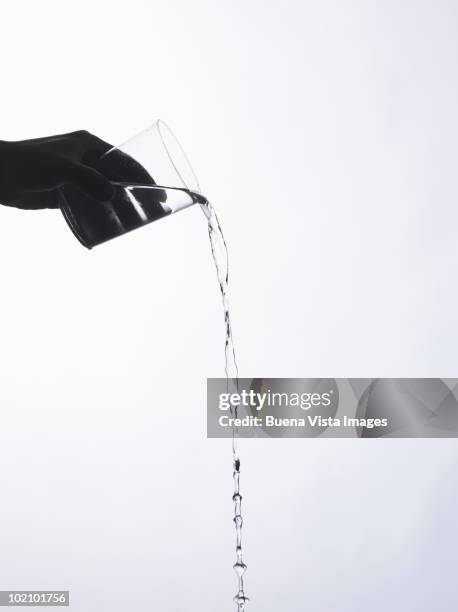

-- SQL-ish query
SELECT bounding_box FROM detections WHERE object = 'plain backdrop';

[0,1,458,610]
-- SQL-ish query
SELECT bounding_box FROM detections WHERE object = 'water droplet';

[233,562,247,577]
[234,515,243,527]
[234,593,250,605]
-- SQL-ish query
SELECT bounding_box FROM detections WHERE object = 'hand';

[0,130,154,210]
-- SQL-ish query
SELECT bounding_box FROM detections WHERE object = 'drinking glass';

[59,120,205,248]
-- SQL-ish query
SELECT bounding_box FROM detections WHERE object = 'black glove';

[0,130,154,210]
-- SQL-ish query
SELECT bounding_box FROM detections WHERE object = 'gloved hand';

[0,130,154,210]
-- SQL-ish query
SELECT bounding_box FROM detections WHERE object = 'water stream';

[200,201,249,612]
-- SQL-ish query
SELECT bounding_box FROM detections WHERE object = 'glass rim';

[156,119,201,194]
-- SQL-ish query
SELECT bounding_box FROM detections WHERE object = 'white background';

[1,0,458,610]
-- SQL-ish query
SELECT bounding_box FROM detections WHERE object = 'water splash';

[200,201,248,612]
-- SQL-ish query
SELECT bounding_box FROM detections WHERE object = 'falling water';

[200,201,248,612]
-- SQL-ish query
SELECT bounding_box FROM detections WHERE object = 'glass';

[59,120,206,248]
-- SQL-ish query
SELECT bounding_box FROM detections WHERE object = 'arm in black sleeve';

[0,132,116,210]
